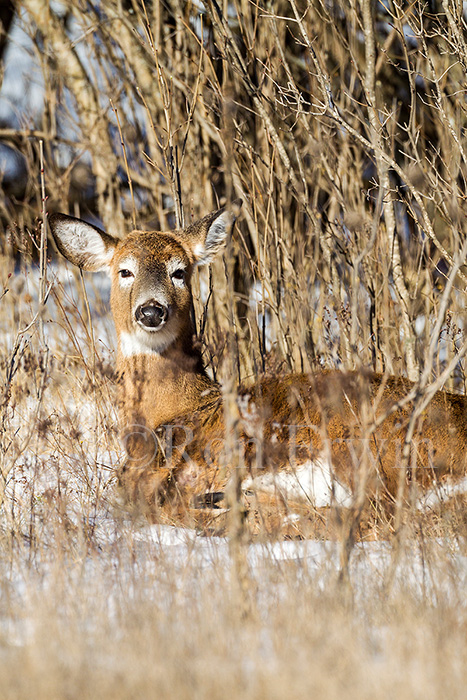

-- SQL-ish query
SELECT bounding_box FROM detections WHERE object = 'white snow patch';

[416,476,467,511]
[242,459,353,508]
[415,315,425,336]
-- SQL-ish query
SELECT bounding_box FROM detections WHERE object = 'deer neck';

[116,331,219,430]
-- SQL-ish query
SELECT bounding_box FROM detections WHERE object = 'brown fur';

[118,368,467,537]
[49,205,467,539]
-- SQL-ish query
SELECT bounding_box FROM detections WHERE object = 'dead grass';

[0,0,467,696]
[0,273,466,695]
[0,531,466,700]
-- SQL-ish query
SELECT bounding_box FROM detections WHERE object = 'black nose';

[135,302,168,328]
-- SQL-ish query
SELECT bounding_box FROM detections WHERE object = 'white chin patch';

[242,459,353,509]
[136,318,167,333]
[119,326,177,356]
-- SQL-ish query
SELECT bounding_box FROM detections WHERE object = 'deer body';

[50,204,467,538]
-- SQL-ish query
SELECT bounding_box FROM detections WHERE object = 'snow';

[51,518,467,611]
[417,476,467,511]
[2,263,467,674]
[242,459,353,508]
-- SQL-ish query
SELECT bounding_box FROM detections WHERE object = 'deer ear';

[180,199,242,265]
[49,213,118,272]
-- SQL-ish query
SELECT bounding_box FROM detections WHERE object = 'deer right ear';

[182,199,243,266]
[49,213,118,272]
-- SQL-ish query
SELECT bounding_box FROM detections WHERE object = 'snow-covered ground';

[1,253,467,698]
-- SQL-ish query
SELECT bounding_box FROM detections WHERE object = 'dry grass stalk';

[0,1,466,692]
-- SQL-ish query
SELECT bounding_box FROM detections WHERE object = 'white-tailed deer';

[50,203,467,538]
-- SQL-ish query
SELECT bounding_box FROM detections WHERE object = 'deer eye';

[171,269,185,283]
[119,269,134,278]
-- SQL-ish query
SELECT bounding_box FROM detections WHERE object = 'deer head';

[49,201,242,360]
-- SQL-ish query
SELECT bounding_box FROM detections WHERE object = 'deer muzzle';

[135,301,169,329]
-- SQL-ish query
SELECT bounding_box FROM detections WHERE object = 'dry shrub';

[0,2,466,694]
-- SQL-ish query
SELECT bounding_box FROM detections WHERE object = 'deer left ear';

[180,199,242,265]
[49,213,118,272]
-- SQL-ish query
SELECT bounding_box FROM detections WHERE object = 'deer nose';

[135,302,168,329]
